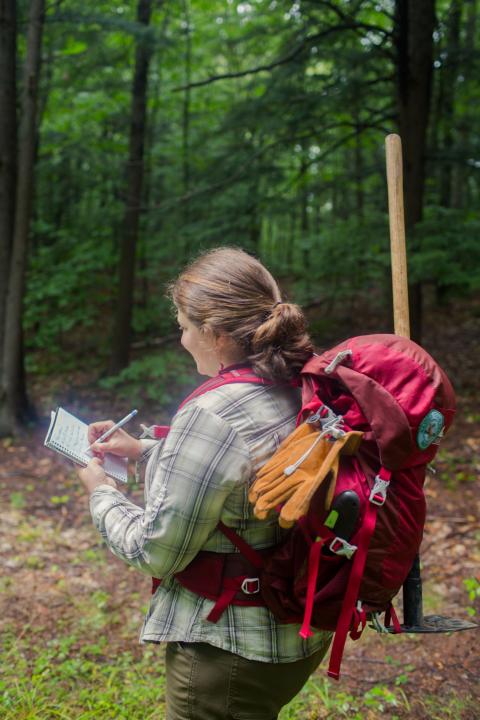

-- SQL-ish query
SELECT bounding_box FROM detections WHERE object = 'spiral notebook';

[44,407,128,483]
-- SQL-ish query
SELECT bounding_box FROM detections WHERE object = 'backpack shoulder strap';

[217,521,264,569]
[178,366,274,411]
[148,367,273,438]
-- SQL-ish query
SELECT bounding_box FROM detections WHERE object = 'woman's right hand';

[87,421,143,461]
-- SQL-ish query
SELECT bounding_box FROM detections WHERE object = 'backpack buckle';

[241,577,260,595]
[328,537,357,559]
[306,405,345,439]
[369,475,390,506]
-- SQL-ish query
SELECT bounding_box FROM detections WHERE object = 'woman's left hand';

[77,457,118,494]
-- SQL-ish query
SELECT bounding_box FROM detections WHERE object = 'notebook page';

[51,407,87,460]
[45,407,128,483]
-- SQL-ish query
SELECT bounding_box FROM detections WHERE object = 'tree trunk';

[0,0,44,436]
[141,37,166,313]
[182,0,191,241]
[247,134,261,254]
[353,112,364,220]
[299,148,310,299]
[0,0,16,367]
[110,0,153,374]
[394,0,436,343]
[452,0,477,209]
[439,0,462,208]
[286,207,295,269]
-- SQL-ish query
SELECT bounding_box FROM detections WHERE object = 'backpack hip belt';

[152,522,274,622]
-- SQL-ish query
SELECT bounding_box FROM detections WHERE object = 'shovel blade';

[399,614,478,633]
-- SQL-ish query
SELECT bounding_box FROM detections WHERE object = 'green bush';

[99,350,196,407]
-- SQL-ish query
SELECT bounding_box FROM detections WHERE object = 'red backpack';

[151,334,455,679]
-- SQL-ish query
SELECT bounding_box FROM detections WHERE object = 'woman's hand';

[87,420,142,460]
[77,457,118,494]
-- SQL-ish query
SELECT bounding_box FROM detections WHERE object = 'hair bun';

[251,302,313,380]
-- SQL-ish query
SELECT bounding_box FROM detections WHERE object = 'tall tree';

[0,0,17,365]
[452,0,477,209]
[0,0,45,436]
[110,0,154,374]
[439,0,462,208]
[182,0,192,223]
[394,0,436,341]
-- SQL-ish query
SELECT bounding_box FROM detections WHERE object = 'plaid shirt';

[89,381,331,663]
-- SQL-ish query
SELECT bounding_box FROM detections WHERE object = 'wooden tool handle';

[385,134,410,339]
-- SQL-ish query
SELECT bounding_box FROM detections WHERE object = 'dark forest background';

[1,0,480,434]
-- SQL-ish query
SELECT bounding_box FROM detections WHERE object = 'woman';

[78,247,331,720]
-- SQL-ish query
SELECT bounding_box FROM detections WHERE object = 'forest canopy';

[1,0,480,433]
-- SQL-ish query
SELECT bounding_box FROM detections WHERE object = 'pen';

[86,409,138,452]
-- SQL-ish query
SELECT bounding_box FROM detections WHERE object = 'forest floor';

[1,297,479,719]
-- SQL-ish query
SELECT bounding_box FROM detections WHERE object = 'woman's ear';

[213,333,228,353]
[215,332,240,356]
[199,324,219,351]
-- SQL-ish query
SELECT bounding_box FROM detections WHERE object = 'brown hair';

[166,247,313,381]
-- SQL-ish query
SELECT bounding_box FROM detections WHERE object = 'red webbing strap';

[217,521,264,569]
[299,539,325,639]
[350,604,367,641]
[205,521,269,622]
[298,525,337,639]
[206,576,264,622]
[327,501,378,679]
[207,582,239,623]
[385,603,403,634]
[327,468,392,681]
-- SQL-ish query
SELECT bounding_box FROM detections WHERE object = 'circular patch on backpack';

[417,410,445,450]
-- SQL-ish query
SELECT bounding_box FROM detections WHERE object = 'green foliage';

[0,632,165,719]
[12,0,480,381]
[279,673,411,719]
[410,207,480,292]
[9,492,27,510]
[24,229,117,356]
[463,576,480,617]
[99,349,196,406]
[417,691,479,719]
[285,214,391,305]
[436,449,477,489]
[49,495,70,505]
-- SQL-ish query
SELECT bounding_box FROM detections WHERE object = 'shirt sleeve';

[139,438,161,460]
[134,438,165,486]
[89,403,252,578]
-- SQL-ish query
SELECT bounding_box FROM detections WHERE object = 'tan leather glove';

[249,423,362,528]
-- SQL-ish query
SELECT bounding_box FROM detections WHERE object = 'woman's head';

[167,247,313,380]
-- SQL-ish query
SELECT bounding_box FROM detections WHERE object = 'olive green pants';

[165,641,328,720]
